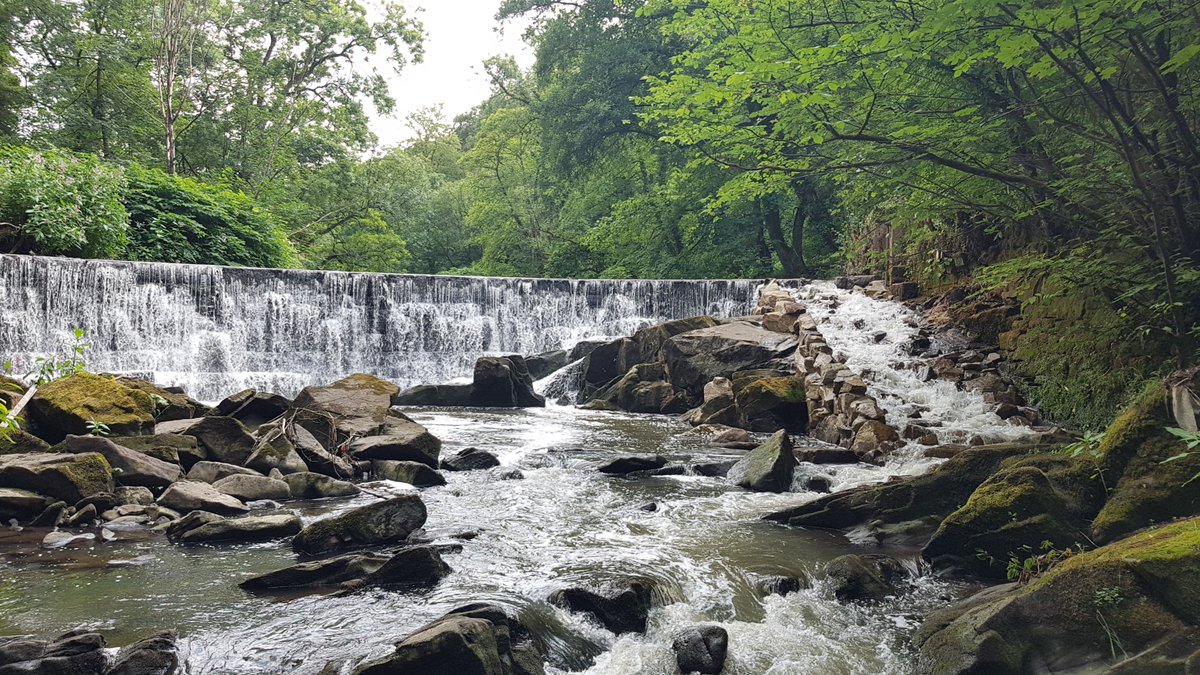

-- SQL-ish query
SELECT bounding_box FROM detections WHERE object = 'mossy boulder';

[52,435,182,489]
[766,443,1031,547]
[1092,381,1200,543]
[915,517,1200,674]
[117,377,209,421]
[0,451,113,503]
[0,429,51,455]
[291,374,400,440]
[593,363,694,414]
[291,494,427,556]
[922,453,1105,578]
[27,373,156,443]
[730,430,797,493]
[110,434,204,468]
[734,375,808,433]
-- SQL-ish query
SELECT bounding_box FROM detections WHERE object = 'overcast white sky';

[368,0,536,148]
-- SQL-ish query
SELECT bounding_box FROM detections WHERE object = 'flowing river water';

[0,265,1033,674]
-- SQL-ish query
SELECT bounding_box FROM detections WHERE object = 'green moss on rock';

[28,373,156,443]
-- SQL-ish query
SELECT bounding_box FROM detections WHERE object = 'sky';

[367,0,536,148]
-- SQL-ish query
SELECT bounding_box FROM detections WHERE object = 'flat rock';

[52,435,182,489]
[373,460,446,487]
[157,480,249,516]
[0,452,113,503]
[348,415,441,467]
[212,474,291,502]
[186,461,262,484]
[167,511,301,543]
[597,455,667,475]
[283,472,361,499]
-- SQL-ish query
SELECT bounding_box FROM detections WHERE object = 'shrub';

[124,164,294,268]
[0,145,128,257]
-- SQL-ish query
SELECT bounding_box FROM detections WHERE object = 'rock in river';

[166,511,302,543]
[729,430,796,493]
[672,625,728,675]
[212,474,291,502]
[283,472,361,499]
[550,578,656,634]
[373,460,446,487]
[292,495,427,556]
[156,480,249,516]
[0,451,113,503]
[52,435,182,490]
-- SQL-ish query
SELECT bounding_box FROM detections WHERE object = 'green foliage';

[0,146,128,257]
[1160,427,1200,486]
[123,164,294,268]
[1061,431,1106,459]
[1004,540,1085,584]
[26,328,90,386]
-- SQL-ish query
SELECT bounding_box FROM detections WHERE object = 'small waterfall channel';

[0,257,1037,674]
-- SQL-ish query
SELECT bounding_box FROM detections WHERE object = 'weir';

[0,254,765,401]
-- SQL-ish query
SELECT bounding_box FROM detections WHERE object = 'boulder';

[0,452,113,503]
[282,472,361,499]
[109,434,204,468]
[662,321,798,396]
[156,480,249,516]
[244,423,308,475]
[0,487,51,521]
[106,631,179,675]
[470,356,545,408]
[766,444,1033,547]
[348,414,441,467]
[212,474,291,502]
[671,625,728,675]
[579,337,640,400]
[288,421,356,478]
[209,389,290,428]
[27,373,157,443]
[525,349,568,380]
[824,554,908,602]
[114,486,155,506]
[352,617,504,675]
[593,363,693,414]
[730,430,797,493]
[914,517,1200,675]
[849,420,900,455]
[292,374,400,439]
[359,545,452,589]
[166,511,301,543]
[393,384,473,407]
[0,429,51,455]
[442,448,501,472]
[52,436,182,489]
[922,453,1104,578]
[734,376,808,433]
[169,416,257,466]
[117,377,209,421]
[550,578,655,634]
[0,631,109,673]
[597,455,667,475]
[691,460,738,478]
[240,553,390,591]
[689,378,740,427]
[186,461,261,484]
[374,460,447,487]
[291,495,427,555]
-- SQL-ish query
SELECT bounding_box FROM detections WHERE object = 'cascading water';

[0,255,761,401]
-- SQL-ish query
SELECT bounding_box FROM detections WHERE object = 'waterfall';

[0,254,763,401]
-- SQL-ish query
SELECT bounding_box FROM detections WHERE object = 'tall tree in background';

[151,0,209,174]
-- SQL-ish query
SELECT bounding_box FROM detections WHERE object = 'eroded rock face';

[730,430,796,493]
[292,374,400,439]
[168,416,257,466]
[914,517,1200,675]
[28,373,157,443]
[291,495,426,555]
[662,322,799,397]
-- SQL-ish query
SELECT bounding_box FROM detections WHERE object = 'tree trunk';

[762,199,806,277]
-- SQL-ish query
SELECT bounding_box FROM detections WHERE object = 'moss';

[742,377,807,403]
[0,430,50,455]
[332,374,399,397]
[29,373,156,442]
[58,452,115,496]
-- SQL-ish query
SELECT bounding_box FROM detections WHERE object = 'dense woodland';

[0,0,1197,366]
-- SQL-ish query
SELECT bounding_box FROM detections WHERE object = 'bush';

[124,165,294,268]
[0,145,128,257]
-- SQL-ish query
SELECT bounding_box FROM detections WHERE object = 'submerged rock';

[291,495,427,555]
[730,430,796,492]
[671,625,728,675]
[597,455,667,475]
[550,578,656,634]
[823,554,908,603]
[241,553,391,591]
[442,448,501,472]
